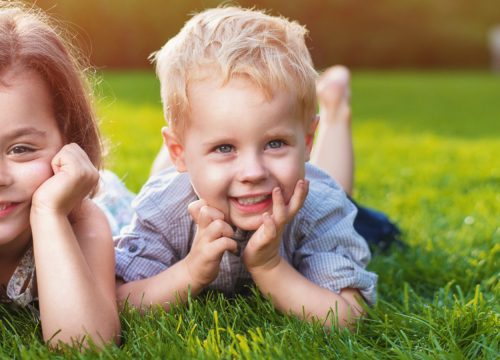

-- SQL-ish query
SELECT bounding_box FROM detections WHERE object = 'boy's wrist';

[181,257,208,292]
[247,254,283,279]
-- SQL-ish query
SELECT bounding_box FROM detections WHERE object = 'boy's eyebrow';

[202,137,233,148]
[264,128,296,138]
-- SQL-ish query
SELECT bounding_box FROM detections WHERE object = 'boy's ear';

[162,127,187,172]
[304,115,319,161]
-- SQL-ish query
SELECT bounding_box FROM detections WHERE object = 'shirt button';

[128,244,138,253]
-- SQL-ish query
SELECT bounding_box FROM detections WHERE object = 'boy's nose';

[237,153,267,183]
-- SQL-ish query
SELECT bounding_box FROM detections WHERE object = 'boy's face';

[165,76,315,231]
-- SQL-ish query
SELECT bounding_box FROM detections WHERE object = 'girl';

[0,2,119,346]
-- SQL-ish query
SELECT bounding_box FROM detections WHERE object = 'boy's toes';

[316,65,351,108]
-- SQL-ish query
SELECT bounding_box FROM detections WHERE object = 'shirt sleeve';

[288,164,378,305]
[114,168,195,282]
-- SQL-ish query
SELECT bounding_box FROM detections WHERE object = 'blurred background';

[33,0,500,71]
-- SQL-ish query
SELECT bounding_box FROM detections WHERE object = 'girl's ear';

[162,127,187,172]
[304,115,319,161]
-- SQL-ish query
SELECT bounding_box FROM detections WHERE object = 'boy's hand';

[243,179,309,273]
[185,200,237,288]
[31,143,99,216]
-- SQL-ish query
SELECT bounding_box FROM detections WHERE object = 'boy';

[115,7,377,327]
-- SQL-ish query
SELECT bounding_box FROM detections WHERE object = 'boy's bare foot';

[316,65,351,125]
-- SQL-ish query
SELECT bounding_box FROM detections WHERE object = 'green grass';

[1,71,498,358]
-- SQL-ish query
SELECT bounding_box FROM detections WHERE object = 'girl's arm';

[30,144,120,346]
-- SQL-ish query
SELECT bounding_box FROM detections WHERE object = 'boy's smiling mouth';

[230,193,272,214]
[236,194,270,205]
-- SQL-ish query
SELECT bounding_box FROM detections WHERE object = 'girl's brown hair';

[0,1,102,169]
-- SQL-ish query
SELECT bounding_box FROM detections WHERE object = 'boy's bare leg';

[150,146,172,176]
[310,65,354,195]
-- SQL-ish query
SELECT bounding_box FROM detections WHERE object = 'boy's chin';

[230,217,264,232]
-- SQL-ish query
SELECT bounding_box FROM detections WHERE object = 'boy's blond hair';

[151,6,318,137]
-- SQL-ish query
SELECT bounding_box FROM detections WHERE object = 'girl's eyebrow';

[4,127,47,140]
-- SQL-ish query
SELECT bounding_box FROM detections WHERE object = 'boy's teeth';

[237,195,269,205]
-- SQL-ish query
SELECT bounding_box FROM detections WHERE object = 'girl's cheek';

[19,161,54,189]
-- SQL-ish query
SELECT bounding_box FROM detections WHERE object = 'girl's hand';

[185,200,237,288]
[243,179,309,273]
[31,143,99,216]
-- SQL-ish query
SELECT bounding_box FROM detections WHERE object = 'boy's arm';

[116,258,203,309]
[249,258,363,327]
[116,199,237,310]
[243,178,372,328]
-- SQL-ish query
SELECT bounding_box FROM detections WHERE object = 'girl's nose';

[0,161,13,187]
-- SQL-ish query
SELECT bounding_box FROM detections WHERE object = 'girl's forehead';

[0,68,57,132]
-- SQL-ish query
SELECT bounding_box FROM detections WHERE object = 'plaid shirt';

[114,163,378,304]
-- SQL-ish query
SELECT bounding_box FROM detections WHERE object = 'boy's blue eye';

[215,144,234,153]
[267,140,284,149]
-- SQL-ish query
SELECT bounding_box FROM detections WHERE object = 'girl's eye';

[215,144,234,154]
[8,145,34,155]
[267,140,285,149]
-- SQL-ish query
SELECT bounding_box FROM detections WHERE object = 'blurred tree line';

[34,0,500,69]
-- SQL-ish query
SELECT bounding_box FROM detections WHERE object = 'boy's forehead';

[187,73,296,105]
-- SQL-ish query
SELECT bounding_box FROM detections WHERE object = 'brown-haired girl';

[0,1,119,346]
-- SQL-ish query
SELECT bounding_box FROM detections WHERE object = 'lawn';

[1,70,498,358]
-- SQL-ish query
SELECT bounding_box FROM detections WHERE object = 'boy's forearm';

[116,258,204,311]
[249,257,363,328]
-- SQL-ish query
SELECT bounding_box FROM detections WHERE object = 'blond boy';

[115,7,377,327]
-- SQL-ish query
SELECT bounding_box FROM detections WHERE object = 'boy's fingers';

[188,199,207,223]
[287,179,309,218]
[198,205,225,228]
[210,237,238,256]
[250,212,276,248]
[204,219,234,241]
[271,187,286,225]
[262,212,277,241]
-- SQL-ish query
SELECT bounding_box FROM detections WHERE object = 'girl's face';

[0,69,63,255]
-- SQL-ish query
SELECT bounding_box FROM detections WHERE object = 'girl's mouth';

[0,202,19,217]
